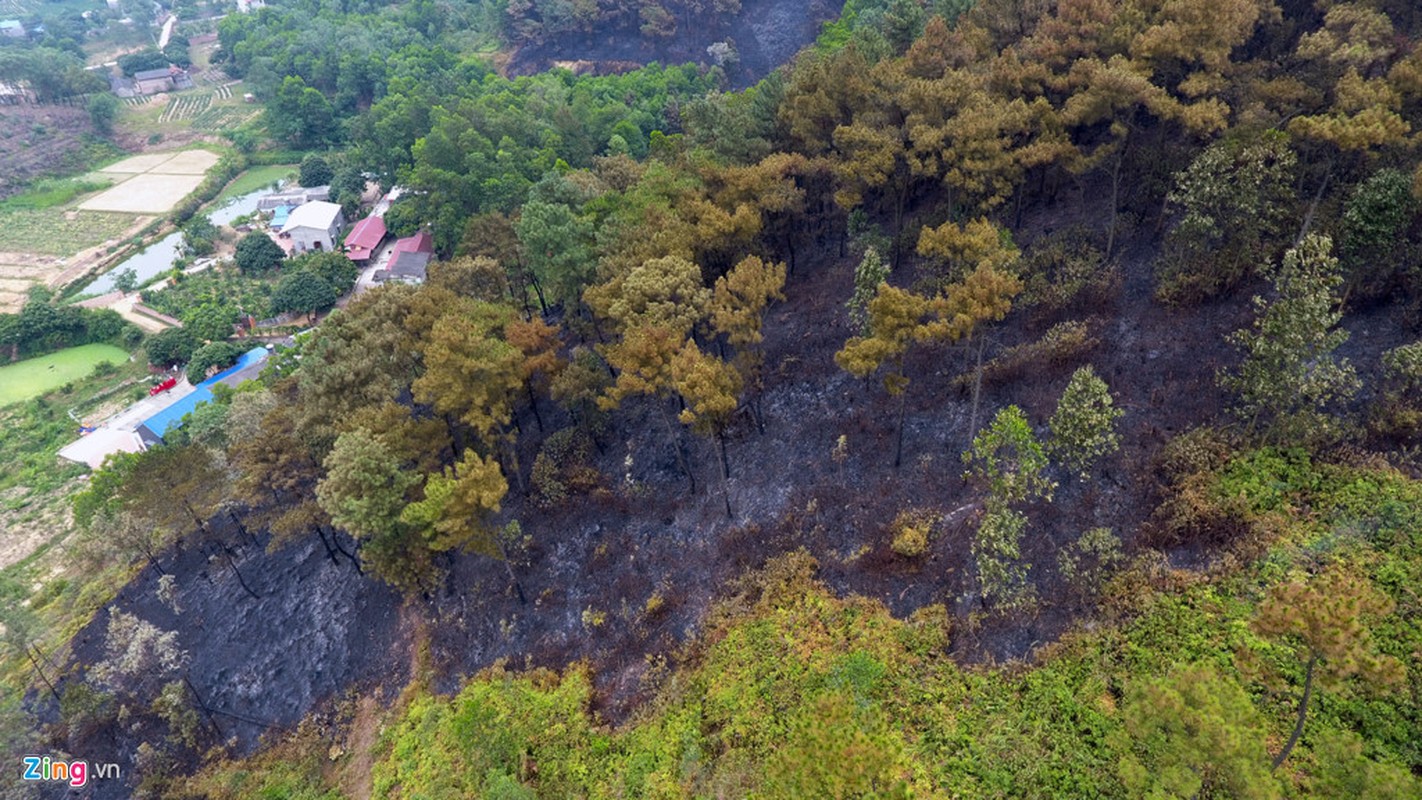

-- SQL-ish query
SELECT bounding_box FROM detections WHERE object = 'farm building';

[258,185,329,211]
[137,348,270,440]
[132,66,193,95]
[280,201,345,253]
[57,348,271,469]
[376,250,431,285]
[57,428,156,470]
[344,216,387,262]
[374,230,436,284]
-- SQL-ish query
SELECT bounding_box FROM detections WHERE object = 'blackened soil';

[36,533,406,799]
[35,173,1420,796]
[505,0,844,87]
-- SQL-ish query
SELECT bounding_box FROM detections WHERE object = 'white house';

[280,201,345,254]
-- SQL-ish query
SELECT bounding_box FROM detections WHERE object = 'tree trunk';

[524,381,544,432]
[967,334,987,449]
[893,384,908,469]
[218,544,261,600]
[716,432,733,519]
[656,400,696,494]
[494,537,527,604]
[1272,653,1318,771]
[27,646,60,704]
[183,672,224,740]
[1105,137,1128,260]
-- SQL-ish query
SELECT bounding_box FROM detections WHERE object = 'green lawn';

[0,344,131,407]
[214,164,297,205]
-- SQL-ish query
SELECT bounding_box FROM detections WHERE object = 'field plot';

[190,105,259,132]
[155,149,220,174]
[100,152,177,174]
[0,210,140,256]
[80,172,206,213]
[161,93,213,124]
[0,343,129,407]
[82,149,219,213]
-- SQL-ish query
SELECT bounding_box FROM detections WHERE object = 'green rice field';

[0,344,130,406]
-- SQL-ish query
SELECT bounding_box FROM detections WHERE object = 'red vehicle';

[149,377,178,396]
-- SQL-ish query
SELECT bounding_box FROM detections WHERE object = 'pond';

[78,185,276,296]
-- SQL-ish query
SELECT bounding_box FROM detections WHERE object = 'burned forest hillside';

[6,0,1422,798]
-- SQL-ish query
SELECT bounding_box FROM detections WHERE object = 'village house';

[0,19,25,39]
[343,215,387,263]
[280,201,345,253]
[129,66,194,96]
[374,230,435,284]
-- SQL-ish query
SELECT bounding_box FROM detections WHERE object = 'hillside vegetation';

[5,0,1422,798]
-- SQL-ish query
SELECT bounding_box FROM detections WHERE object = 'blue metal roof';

[142,347,268,437]
[271,205,292,228]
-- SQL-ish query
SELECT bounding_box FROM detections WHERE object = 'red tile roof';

[344,216,387,261]
[393,229,434,254]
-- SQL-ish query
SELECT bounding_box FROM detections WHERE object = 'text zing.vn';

[21,756,120,787]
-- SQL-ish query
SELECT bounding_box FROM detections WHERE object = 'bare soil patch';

[79,172,206,214]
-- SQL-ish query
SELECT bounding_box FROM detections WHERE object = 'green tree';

[1047,365,1123,480]
[1117,663,1282,800]
[234,233,286,275]
[185,341,245,384]
[1252,568,1405,771]
[1156,133,1298,304]
[514,200,595,308]
[87,93,119,137]
[146,327,199,368]
[1338,168,1417,300]
[270,270,337,321]
[298,154,334,188]
[180,302,239,343]
[317,428,433,592]
[290,251,359,295]
[1219,234,1359,443]
[113,268,138,296]
[846,245,889,334]
[268,76,337,147]
[973,505,1032,610]
[963,405,1055,506]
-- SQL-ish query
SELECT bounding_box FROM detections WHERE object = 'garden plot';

[100,152,176,174]
[79,172,205,213]
[161,93,213,123]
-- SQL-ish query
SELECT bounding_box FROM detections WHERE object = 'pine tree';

[846,246,889,334]
[1117,663,1282,800]
[1219,234,1359,443]
[1252,568,1405,771]
[1047,365,1123,480]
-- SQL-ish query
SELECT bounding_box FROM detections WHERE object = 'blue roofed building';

[137,347,270,440]
[270,204,293,229]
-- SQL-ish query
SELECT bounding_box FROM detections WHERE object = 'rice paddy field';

[0,343,130,406]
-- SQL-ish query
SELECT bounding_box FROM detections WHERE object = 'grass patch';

[213,164,296,205]
[0,344,130,407]
[0,208,140,256]
[0,176,114,212]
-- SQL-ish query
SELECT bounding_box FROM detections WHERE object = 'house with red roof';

[344,216,387,263]
[392,229,434,255]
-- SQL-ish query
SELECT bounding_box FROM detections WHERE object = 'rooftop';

[133,67,176,81]
[344,216,387,259]
[141,348,269,436]
[281,201,343,233]
[392,230,434,254]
